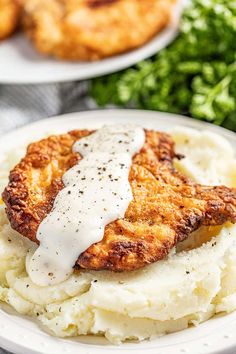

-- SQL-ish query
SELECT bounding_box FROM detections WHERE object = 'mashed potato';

[0,127,236,344]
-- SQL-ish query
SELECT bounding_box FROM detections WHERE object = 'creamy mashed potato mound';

[0,127,236,344]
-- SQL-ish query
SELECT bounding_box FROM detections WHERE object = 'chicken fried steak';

[3,129,236,271]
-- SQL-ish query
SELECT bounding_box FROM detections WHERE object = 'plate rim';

[0,109,236,354]
[1,108,236,143]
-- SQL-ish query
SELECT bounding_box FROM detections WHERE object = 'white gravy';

[28,124,145,286]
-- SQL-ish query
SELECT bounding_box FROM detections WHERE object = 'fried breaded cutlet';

[22,0,176,60]
[0,0,21,39]
[3,130,236,272]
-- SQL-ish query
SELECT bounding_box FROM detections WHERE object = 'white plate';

[0,1,183,84]
[1,110,236,354]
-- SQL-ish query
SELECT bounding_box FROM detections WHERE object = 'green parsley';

[91,0,236,130]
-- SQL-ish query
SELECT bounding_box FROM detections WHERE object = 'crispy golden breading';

[22,0,176,60]
[3,130,236,272]
[0,0,21,39]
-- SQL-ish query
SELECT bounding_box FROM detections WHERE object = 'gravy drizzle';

[28,124,145,286]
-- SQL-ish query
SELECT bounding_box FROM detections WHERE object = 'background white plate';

[1,110,236,354]
[0,1,183,84]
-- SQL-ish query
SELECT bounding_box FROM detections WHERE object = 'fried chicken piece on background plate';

[0,0,21,39]
[3,129,236,272]
[22,0,176,60]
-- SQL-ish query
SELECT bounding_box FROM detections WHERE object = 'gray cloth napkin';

[0,81,91,134]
